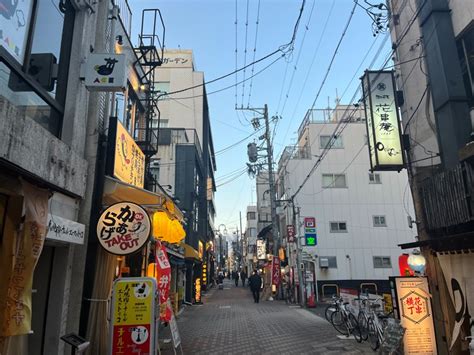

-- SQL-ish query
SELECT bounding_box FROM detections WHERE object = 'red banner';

[287,225,295,243]
[155,242,172,322]
[272,256,281,285]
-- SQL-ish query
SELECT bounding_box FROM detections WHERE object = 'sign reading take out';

[97,202,151,255]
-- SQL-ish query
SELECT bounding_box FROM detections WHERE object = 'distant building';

[276,105,417,294]
[244,205,258,272]
[153,49,217,302]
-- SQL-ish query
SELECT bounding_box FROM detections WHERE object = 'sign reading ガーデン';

[362,70,404,171]
[97,202,151,255]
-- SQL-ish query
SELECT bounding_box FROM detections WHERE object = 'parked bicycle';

[330,299,362,343]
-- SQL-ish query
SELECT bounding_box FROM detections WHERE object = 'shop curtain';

[85,248,117,355]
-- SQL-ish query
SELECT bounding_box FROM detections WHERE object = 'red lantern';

[398,254,414,276]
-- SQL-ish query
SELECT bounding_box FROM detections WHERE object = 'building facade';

[153,49,217,302]
[388,0,474,352]
[276,106,417,296]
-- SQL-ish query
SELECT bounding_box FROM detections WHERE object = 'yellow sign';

[112,279,154,325]
[195,278,201,303]
[362,71,404,171]
[394,277,437,354]
[111,117,145,188]
[198,240,204,260]
[383,293,393,314]
[202,262,207,284]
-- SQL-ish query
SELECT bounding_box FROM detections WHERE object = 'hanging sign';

[46,214,85,245]
[287,225,296,243]
[107,117,145,189]
[304,217,317,246]
[85,53,127,91]
[169,312,181,348]
[362,70,405,171]
[195,278,201,303]
[155,242,172,322]
[256,239,266,260]
[110,277,157,355]
[96,202,151,255]
[271,256,281,285]
[393,277,437,354]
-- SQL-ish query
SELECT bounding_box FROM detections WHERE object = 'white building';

[244,205,258,272]
[276,105,417,295]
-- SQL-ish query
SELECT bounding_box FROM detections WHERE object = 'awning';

[182,243,200,261]
[103,176,184,221]
[257,224,272,239]
[398,232,474,252]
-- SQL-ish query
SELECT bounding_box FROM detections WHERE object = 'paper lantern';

[398,254,414,276]
[153,211,170,240]
[408,252,426,273]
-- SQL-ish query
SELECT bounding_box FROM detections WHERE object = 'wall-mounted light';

[407,250,426,274]
[115,35,123,46]
[139,84,146,92]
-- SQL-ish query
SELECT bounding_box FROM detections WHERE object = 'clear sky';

[129,0,391,233]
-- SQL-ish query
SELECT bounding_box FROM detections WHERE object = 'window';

[369,173,381,184]
[249,228,257,238]
[373,215,387,227]
[373,256,392,268]
[155,81,170,95]
[322,174,347,188]
[319,256,337,268]
[151,118,168,129]
[457,26,474,107]
[330,222,347,233]
[320,135,343,149]
[0,0,75,137]
[247,212,256,220]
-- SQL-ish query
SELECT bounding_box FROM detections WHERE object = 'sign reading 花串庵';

[107,117,145,188]
[257,239,266,260]
[362,71,405,171]
[85,53,127,92]
[304,217,317,246]
[46,214,85,245]
[393,277,437,354]
[97,202,151,255]
[109,277,157,355]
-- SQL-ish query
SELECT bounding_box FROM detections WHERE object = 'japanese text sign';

[97,202,150,255]
[107,117,145,189]
[110,277,157,355]
[394,277,437,354]
[304,217,317,246]
[272,256,281,286]
[257,239,266,260]
[161,50,193,68]
[362,71,404,171]
[85,53,127,92]
[287,225,295,243]
[155,242,172,322]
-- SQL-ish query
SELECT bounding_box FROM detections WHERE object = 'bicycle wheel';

[367,318,379,351]
[331,310,349,336]
[357,311,368,341]
[325,304,337,322]
[348,312,363,343]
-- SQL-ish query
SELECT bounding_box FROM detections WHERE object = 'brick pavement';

[159,279,372,355]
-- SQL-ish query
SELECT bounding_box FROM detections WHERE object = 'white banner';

[437,252,474,349]
[46,214,85,245]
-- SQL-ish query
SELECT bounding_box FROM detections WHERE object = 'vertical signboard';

[85,53,127,91]
[256,239,266,259]
[304,217,317,246]
[286,225,295,243]
[393,277,437,354]
[271,256,281,286]
[110,277,157,355]
[107,117,145,189]
[362,71,405,171]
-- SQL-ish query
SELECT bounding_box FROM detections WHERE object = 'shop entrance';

[29,245,55,355]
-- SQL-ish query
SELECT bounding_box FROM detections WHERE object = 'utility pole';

[239,211,244,270]
[263,104,279,256]
[293,202,305,307]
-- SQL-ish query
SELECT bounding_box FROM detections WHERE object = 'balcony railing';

[420,161,473,231]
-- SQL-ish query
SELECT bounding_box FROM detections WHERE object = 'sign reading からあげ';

[97,202,151,255]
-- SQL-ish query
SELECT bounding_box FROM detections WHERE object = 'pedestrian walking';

[249,270,262,303]
[234,271,239,287]
[241,270,247,287]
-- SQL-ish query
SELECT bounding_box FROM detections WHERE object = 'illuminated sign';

[202,262,208,285]
[198,240,204,260]
[195,278,201,303]
[362,71,404,171]
[304,217,317,246]
[393,277,437,354]
[257,239,266,260]
[107,117,145,188]
[97,202,151,255]
[110,277,157,355]
[85,53,127,92]
[287,225,295,243]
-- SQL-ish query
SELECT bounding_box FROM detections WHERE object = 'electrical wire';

[215,126,265,155]
[240,0,251,108]
[246,0,262,108]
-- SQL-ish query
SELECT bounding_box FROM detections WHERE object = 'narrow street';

[161,280,371,354]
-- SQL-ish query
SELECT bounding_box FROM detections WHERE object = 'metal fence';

[112,0,132,36]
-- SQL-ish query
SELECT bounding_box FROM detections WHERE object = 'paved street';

[160,280,372,354]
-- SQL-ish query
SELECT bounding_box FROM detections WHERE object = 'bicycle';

[330,300,363,343]
[324,295,342,322]
[367,304,391,351]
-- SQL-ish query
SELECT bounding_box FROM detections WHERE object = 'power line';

[246,0,262,108]
[240,0,251,108]
[215,126,265,155]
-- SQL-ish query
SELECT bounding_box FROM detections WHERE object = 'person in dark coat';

[234,271,240,286]
[240,270,247,287]
[248,270,262,303]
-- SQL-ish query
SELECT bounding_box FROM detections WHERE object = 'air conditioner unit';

[150,161,160,168]
[319,258,329,269]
